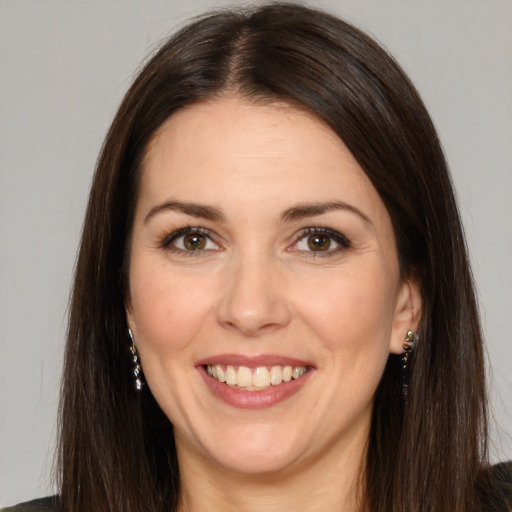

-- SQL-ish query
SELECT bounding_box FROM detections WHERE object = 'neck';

[175,431,368,512]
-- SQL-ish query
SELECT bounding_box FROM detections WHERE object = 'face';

[127,97,420,477]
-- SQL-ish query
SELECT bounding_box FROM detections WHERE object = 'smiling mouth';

[205,364,308,391]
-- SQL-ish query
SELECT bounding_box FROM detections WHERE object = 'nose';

[216,253,292,337]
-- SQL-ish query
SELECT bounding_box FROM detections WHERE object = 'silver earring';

[401,329,418,398]
[128,328,145,391]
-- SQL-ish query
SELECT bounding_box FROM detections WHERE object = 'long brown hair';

[59,3,497,511]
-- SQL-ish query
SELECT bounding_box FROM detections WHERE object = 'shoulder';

[477,461,512,511]
[1,496,59,512]
[493,461,512,498]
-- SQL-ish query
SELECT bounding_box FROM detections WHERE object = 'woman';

[5,3,510,512]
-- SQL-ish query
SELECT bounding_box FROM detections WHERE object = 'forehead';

[145,97,342,166]
[140,96,376,205]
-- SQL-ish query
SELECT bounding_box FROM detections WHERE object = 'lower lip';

[197,366,314,409]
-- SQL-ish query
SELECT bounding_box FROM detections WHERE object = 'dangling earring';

[401,329,418,398]
[128,328,145,391]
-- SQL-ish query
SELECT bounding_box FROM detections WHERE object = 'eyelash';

[158,226,219,256]
[157,226,351,256]
[291,227,351,257]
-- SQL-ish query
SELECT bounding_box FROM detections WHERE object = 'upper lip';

[195,353,314,368]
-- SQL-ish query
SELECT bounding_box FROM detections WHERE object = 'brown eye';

[307,234,331,251]
[291,228,350,256]
[183,233,207,250]
[163,227,220,254]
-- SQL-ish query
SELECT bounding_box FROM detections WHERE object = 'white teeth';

[292,367,306,379]
[237,366,253,387]
[206,364,308,390]
[225,365,237,386]
[253,367,270,388]
[216,365,226,382]
[270,366,283,385]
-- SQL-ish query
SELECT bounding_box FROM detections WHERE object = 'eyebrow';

[144,199,371,226]
[280,201,372,225]
[144,200,225,224]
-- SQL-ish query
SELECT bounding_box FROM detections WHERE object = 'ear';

[124,294,136,336]
[389,277,422,354]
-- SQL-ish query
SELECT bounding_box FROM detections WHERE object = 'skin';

[126,96,422,512]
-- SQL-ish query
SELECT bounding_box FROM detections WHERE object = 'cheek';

[294,269,397,354]
[129,261,215,356]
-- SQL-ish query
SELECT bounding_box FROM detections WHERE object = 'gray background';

[1,0,511,506]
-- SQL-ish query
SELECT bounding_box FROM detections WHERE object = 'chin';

[208,441,302,476]
[185,421,307,476]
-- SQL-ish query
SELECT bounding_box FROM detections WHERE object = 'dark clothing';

[479,461,512,511]
[3,462,511,511]
[2,496,59,512]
